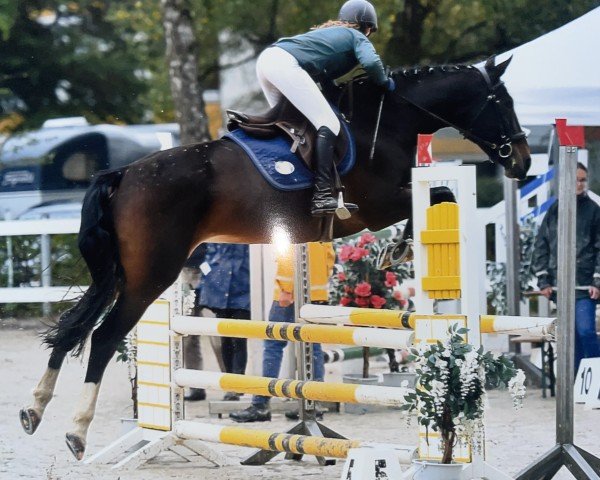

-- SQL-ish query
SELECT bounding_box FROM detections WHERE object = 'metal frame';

[242,243,345,466]
[515,144,600,480]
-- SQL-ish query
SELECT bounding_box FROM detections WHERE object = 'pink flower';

[357,233,377,247]
[349,247,369,262]
[384,271,398,287]
[344,285,353,294]
[370,295,386,309]
[339,245,354,262]
[392,290,404,301]
[340,296,352,306]
[337,272,347,282]
[354,296,370,307]
[354,282,372,297]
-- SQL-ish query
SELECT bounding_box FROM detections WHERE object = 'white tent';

[501,7,600,126]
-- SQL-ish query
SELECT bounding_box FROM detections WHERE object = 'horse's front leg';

[20,348,67,434]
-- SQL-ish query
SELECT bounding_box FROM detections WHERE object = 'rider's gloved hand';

[380,77,395,93]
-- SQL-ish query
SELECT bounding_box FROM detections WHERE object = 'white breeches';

[256,46,341,136]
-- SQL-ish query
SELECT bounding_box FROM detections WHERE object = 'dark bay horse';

[20,56,530,459]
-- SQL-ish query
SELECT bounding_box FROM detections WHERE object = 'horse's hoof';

[19,408,41,435]
[65,433,86,461]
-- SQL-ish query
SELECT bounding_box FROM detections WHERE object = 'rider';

[255,0,395,218]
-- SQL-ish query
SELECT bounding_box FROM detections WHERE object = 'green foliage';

[401,324,525,463]
[487,216,537,314]
[1,0,598,132]
[0,0,17,40]
[0,1,151,130]
[0,233,89,319]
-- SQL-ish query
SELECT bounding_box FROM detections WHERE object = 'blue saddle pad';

[223,120,355,191]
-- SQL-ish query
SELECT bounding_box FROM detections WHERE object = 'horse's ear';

[494,55,512,79]
[484,55,496,69]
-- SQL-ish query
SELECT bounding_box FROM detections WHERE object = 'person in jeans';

[532,162,600,373]
[229,242,335,422]
[197,243,250,401]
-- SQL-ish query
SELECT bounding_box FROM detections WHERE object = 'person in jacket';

[255,0,395,217]
[532,162,600,373]
[196,243,251,401]
[229,242,335,422]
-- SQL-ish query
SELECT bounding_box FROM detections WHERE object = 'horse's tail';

[44,168,126,356]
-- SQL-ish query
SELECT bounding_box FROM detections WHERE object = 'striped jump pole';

[173,370,412,407]
[300,304,416,329]
[171,315,414,349]
[174,421,416,463]
[300,304,555,337]
[323,346,385,363]
[479,315,555,337]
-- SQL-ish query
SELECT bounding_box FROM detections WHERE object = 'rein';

[395,66,526,158]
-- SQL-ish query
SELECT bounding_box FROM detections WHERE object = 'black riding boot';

[310,126,358,217]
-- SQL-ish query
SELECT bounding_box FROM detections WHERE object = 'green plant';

[401,324,526,464]
[487,216,537,314]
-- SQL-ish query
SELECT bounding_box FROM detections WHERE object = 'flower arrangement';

[401,324,526,464]
[329,232,412,310]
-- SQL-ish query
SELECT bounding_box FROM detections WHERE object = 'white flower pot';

[412,459,464,480]
[381,372,417,389]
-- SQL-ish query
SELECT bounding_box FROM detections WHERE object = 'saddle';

[226,99,348,169]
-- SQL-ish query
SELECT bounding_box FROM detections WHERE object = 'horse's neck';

[403,73,478,137]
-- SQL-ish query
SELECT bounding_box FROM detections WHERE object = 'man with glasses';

[533,162,600,373]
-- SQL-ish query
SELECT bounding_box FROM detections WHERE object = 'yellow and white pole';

[171,316,414,349]
[300,305,555,337]
[300,304,416,329]
[174,421,416,463]
[173,370,412,407]
[479,315,555,337]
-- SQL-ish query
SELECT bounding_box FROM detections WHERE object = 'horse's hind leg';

[19,348,68,435]
[64,291,149,460]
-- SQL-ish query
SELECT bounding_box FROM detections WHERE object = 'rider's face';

[364,27,372,37]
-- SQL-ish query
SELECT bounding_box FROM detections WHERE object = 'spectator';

[532,162,600,373]
[197,243,250,401]
[229,242,335,422]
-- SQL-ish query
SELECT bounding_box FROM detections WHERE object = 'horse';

[20,56,530,460]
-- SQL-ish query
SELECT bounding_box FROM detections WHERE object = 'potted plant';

[401,324,526,478]
[330,232,412,390]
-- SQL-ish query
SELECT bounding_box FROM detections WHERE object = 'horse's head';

[463,56,531,179]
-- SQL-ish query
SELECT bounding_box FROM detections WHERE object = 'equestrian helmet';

[338,0,378,32]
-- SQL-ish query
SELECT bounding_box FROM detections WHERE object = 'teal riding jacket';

[274,26,387,86]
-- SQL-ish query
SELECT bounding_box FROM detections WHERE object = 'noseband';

[396,66,526,159]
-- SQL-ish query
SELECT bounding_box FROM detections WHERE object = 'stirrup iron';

[336,192,351,220]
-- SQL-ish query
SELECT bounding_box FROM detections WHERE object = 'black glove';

[381,77,395,92]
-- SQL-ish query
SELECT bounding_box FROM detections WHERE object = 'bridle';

[394,65,527,160]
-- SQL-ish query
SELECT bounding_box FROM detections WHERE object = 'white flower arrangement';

[401,324,526,464]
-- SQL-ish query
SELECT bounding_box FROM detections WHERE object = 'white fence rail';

[0,218,88,304]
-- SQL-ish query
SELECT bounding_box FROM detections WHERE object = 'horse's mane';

[391,64,475,78]
[343,63,477,89]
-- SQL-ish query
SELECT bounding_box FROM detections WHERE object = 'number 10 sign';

[574,358,600,407]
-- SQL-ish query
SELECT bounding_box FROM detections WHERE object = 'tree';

[161,0,210,144]
[0,1,156,131]
[384,0,599,66]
